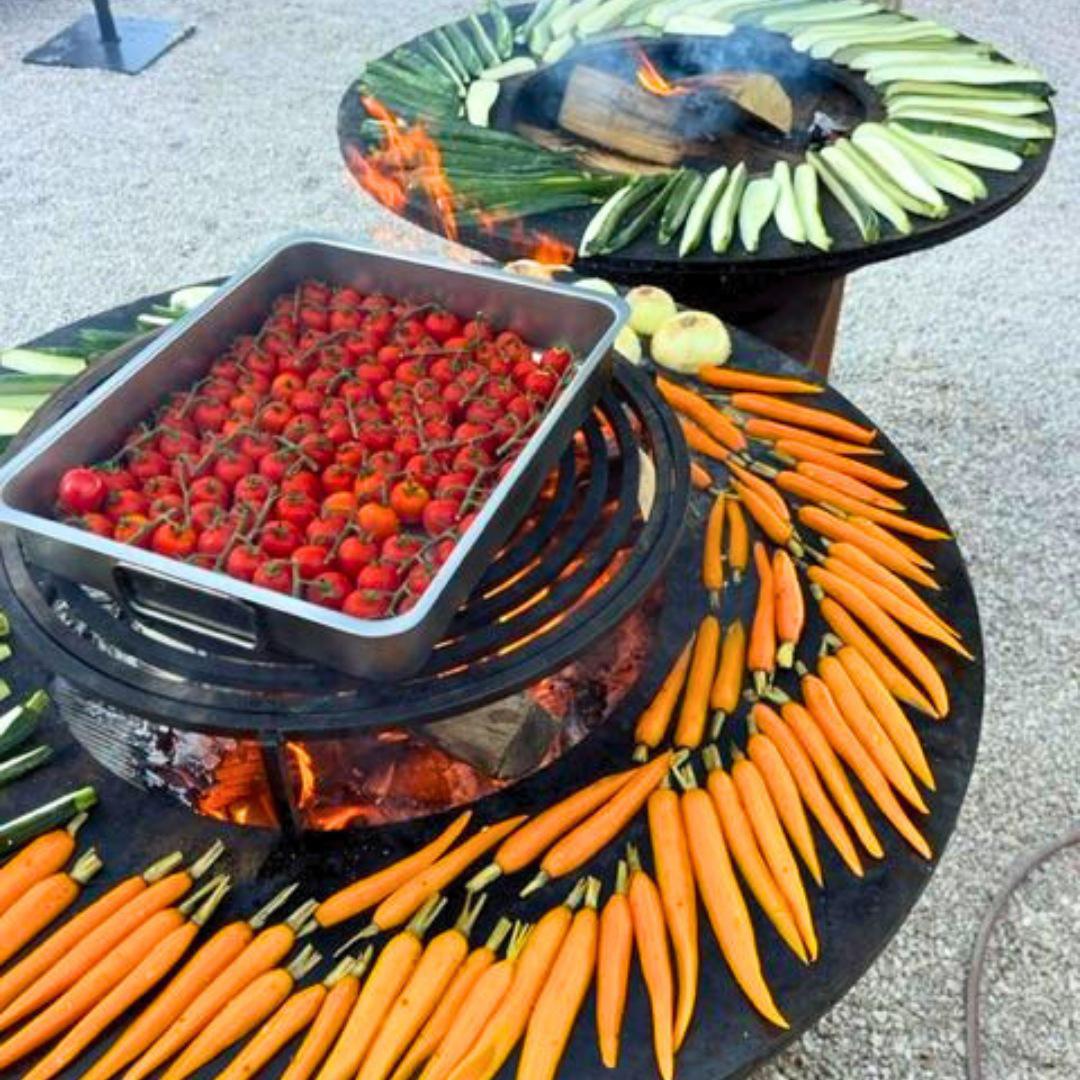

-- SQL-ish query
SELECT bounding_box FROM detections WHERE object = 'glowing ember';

[288,742,317,810]
[635,50,689,98]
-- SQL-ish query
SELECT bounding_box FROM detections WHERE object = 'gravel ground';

[1,1,1077,1077]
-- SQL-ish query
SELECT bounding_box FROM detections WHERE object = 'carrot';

[800,675,932,860]
[748,542,776,695]
[818,597,938,717]
[726,498,749,581]
[746,730,822,887]
[702,748,805,963]
[162,945,322,1080]
[443,882,585,1080]
[731,393,876,445]
[816,655,928,812]
[0,841,223,1032]
[850,515,936,569]
[697,367,823,395]
[836,646,935,791]
[777,471,950,542]
[745,417,882,456]
[358,895,486,1080]
[0,852,182,1026]
[388,920,511,1080]
[780,699,883,860]
[316,812,472,927]
[518,877,600,1080]
[797,462,905,510]
[657,377,747,451]
[689,460,713,491]
[521,751,674,896]
[728,460,790,522]
[675,613,720,749]
[634,638,694,759]
[357,817,525,937]
[468,773,633,892]
[807,566,950,717]
[679,417,734,463]
[829,544,943,628]
[733,481,793,547]
[283,951,373,1080]
[676,765,787,1028]
[774,440,906,490]
[798,507,938,589]
[730,749,818,960]
[0,848,102,967]
[702,492,725,596]
[710,618,745,738]
[648,785,698,1049]
[772,548,804,670]
[0,815,87,917]
[595,863,632,1069]
[317,898,445,1080]
[418,924,527,1080]
[123,891,317,1080]
[626,848,674,1080]
[20,880,230,1080]
[749,705,863,877]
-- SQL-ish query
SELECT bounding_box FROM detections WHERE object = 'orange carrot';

[0,820,81,917]
[733,481,793,547]
[728,460,790,522]
[316,812,472,927]
[648,785,698,1049]
[817,655,927,812]
[697,367,823,395]
[517,878,600,1080]
[627,848,674,1080]
[521,751,674,897]
[468,772,632,892]
[680,417,734,464]
[675,614,720,749]
[726,498,749,581]
[162,946,322,1080]
[689,460,713,491]
[658,377,747,451]
[595,863,632,1069]
[774,440,906,490]
[634,639,694,758]
[836,645,935,791]
[676,765,787,1028]
[731,393,876,445]
[702,750,806,963]
[800,675,932,860]
[746,730,822,887]
[772,548,804,669]
[745,418,883,456]
[702,492,726,595]
[796,462,904,509]
[710,618,745,738]
[748,542,777,694]
[818,597,938,717]
[780,700,883,860]
[0,849,102,968]
[849,516,935,569]
[750,706,863,877]
[829,546,943,630]
[808,566,950,717]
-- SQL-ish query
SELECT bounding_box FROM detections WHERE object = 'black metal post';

[92,0,121,43]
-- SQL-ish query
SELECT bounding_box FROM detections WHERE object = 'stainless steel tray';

[0,235,627,678]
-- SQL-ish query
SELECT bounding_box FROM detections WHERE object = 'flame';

[287,742,317,810]
[635,50,688,98]
[530,231,575,265]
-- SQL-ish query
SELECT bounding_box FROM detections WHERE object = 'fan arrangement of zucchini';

[353,0,1052,256]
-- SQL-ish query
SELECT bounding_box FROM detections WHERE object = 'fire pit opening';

[505,29,876,172]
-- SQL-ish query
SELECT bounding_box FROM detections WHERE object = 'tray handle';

[113,563,266,651]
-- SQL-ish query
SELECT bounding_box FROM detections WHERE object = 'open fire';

[636,50,688,99]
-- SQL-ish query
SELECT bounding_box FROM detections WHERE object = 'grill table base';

[23,13,193,75]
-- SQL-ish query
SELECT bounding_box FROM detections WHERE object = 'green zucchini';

[709,162,746,253]
[851,125,948,215]
[542,33,575,62]
[445,22,484,76]
[866,61,1050,88]
[794,162,831,250]
[841,45,995,71]
[664,13,735,34]
[0,787,97,858]
[878,123,987,200]
[0,690,48,758]
[0,349,86,376]
[890,124,1022,172]
[580,181,640,255]
[887,93,1049,117]
[481,57,538,80]
[733,0,824,27]
[487,2,515,58]
[763,1,880,31]
[788,14,911,51]
[771,161,805,243]
[432,28,471,80]
[0,408,34,436]
[882,81,1049,102]
[0,375,71,397]
[577,0,646,36]
[419,39,468,93]
[738,176,779,252]
[807,150,879,241]
[551,0,606,37]
[884,105,1053,140]
[889,117,1042,155]
[645,0,704,28]
[518,0,558,43]
[168,285,219,312]
[391,48,458,92]
[602,172,681,253]
[468,14,503,67]
[679,165,729,256]
[821,142,911,233]
[529,0,572,53]
[659,169,704,245]
[465,79,500,126]
[0,746,53,790]
[798,20,954,58]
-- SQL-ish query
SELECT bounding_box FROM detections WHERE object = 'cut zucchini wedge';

[890,124,1023,172]
[804,22,957,59]
[794,162,832,250]
[481,57,539,80]
[790,15,929,52]
[884,105,1053,141]
[886,93,1050,117]
[542,33,575,62]
[551,0,606,38]
[709,161,747,253]
[882,81,1051,102]
[659,170,705,245]
[465,79,500,127]
[763,1,881,31]
[738,176,779,252]
[841,45,994,71]
[577,0,647,36]
[865,61,1050,87]
[0,348,87,377]
[821,142,911,234]
[808,149,880,242]
[581,183,637,256]
[772,161,806,244]
[680,165,728,256]
[878,123,987,200]
[851,125,948,214]
[664,13,735,34]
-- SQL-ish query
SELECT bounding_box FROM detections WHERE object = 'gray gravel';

[1,1,1078,1077]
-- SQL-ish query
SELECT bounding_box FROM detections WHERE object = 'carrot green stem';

[518,870,549,899]
[287,944,322,982]
[484,915,513,954]
[179,873,230,917]
[191,877,232,926]
[187,839,226,881]
[454,892,487,938]
[70,848,104,885]
[701,744,722,773]
[144,851,185,882]
[614,859,629,896]
[285,898,319,934]
[583,877,601,910]
[625,845,643,874]
[507,921,532,961]
[249,882,300,930]
[465,862,502,894]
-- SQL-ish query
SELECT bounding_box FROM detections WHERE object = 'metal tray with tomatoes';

[0,235,626,679]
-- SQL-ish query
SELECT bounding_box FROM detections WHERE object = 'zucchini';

[794,162,831,250]
[392,48,459,92]
[659,169,704,245]
[709,161,746,253]
[664,13,734,34]
[879,123,987,200]
[481,57,538,80]
[884,106,1053,140]
[842,45,995,71]
[432,28,471,80]
[445,22,484,76]
[882,81,1049,101]
[468,15,503,67]
[891,124,1022,172]
[889,117,1042,155]
[577,0,646,36]
[518,0,558,43]
[581,181,640,255]
[807,150,879,241]
[0,348,86,377]
[529,0,572,53]
[771,161,805,243]
[0,691,49,759]
[419,39,468,94]
[799,21,955,58]
[789,14,910,51]
[551,0,606,37]
[168,285,218,312]
[487,3,515,58]
[645,0,705,28]
[886,93,1050,117]
[542,33,575,62]
[0,745,53,790]
[821,142,911,233]
[465,79,500,126]
[738,176,779,253]
[679,165,729,256]
[0,787,97,858]
[733,0,827,27]
[0,374,71,397]
[851,125,948,215]
[866,61,1050,88]
[602,172,681,253]
[763,1,880,31]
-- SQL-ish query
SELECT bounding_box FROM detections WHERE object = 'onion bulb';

[626,285,677,336]
[614,325,643,364]
[650,310,731,372]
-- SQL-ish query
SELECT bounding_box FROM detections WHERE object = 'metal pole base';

[23,15,194,75]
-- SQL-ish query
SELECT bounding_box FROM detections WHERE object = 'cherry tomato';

[306,517,342,548]
[422,497,462,536]
[343,589,391,618]
[76,512,114,538]
[381,534,424,564]
[291,544,332,580]
[98,467,135,494]
[389,480,430,524]
[357,502,399,540]
[190,475,228,506]
[197,523,235,557]
[337,533,379,576]
[253,559,295,594]
[104,489,148,523]
[260,520,302,558]
[274,491,319,530]
[321,491,358,519]
[280,470,322,500]
[151,522,197,558]
[524,368,558,398]
[321,462,355,494]
[356,560,401,592]
[234,474,275,509]
[226,543,264,581]
[114,513,152,547]
[57,468,107,514]
[406,563,433,595]
[305,571,350,609]
[213,450,254,488]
